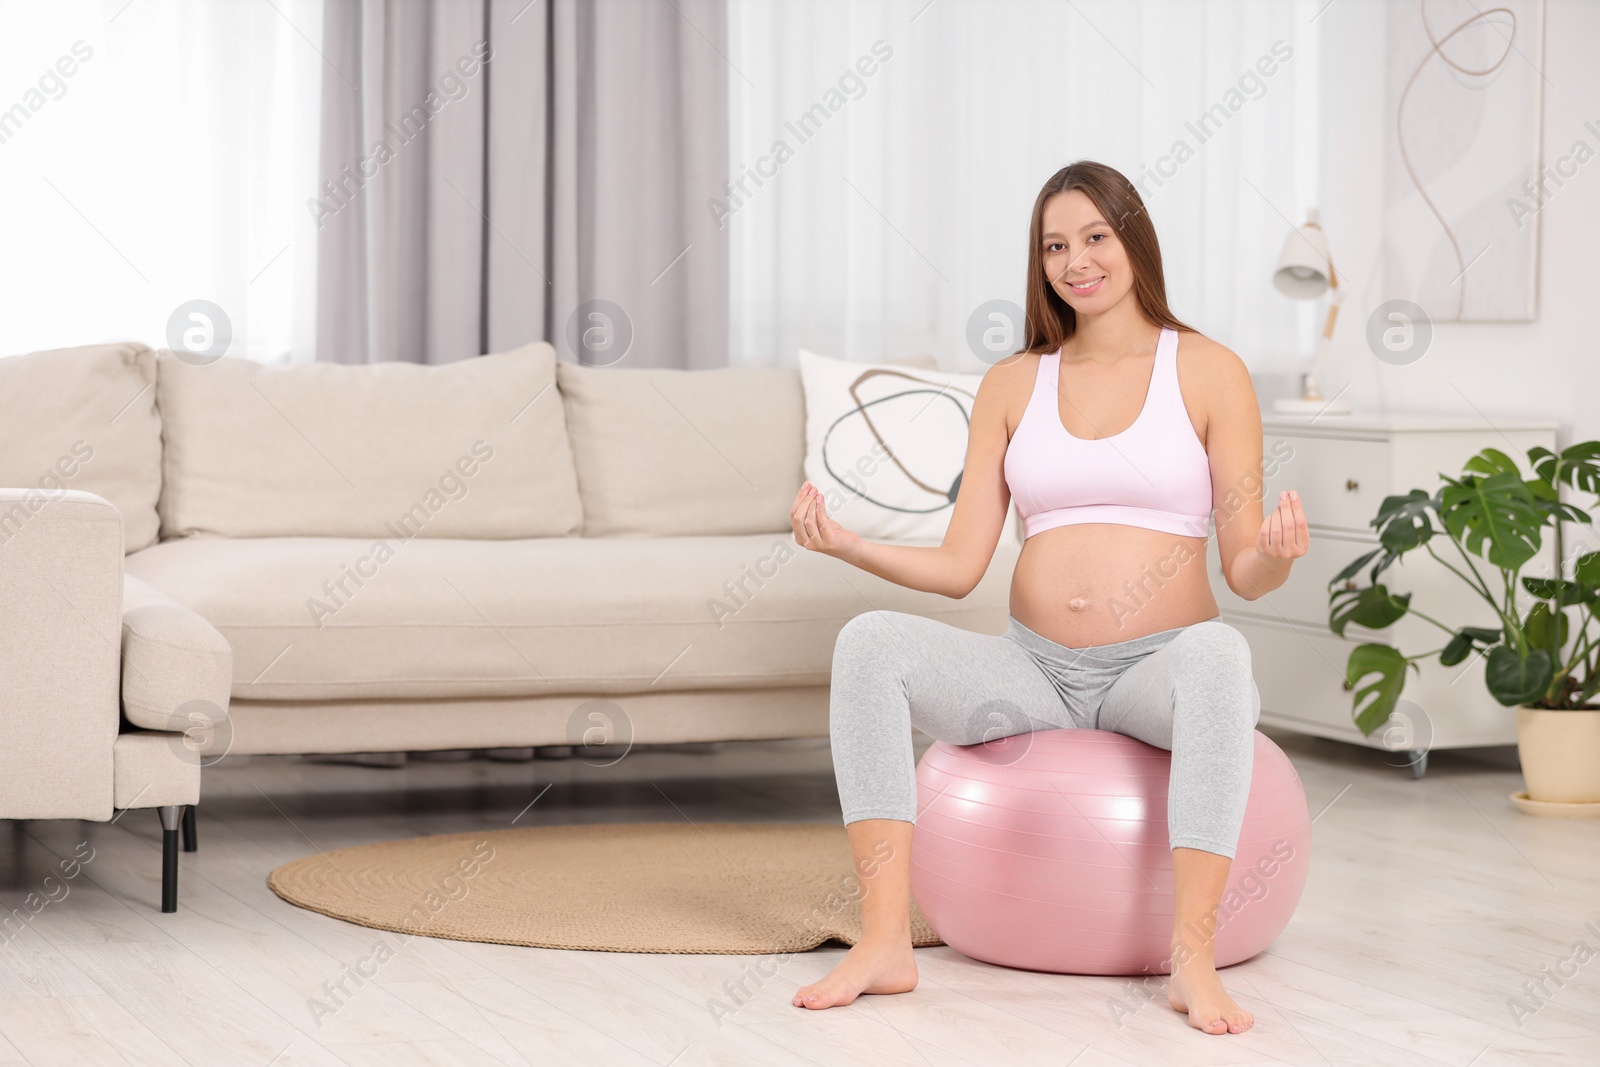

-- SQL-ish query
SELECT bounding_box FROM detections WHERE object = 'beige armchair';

[0,489,231,912]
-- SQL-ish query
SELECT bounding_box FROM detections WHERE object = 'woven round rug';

[267,822,943,954]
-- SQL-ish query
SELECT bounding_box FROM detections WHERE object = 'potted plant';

[1327,442,1600,814]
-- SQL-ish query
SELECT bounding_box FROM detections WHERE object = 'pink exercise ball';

[910,728,1310,976]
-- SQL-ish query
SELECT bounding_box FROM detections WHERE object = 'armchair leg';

[181,804,197,853]
[157,806,182,913]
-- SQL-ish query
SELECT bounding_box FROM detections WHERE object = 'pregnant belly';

[1009,523,1220,648]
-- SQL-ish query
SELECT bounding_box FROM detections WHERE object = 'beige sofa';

[3,340,1021,772]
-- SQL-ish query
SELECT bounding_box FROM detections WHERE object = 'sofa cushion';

[556,363,804,537]
[156,342,583,540]
[123,532,1019,702]
[555,356,938,538]
[121,574,233,732]
[0,342,162,553]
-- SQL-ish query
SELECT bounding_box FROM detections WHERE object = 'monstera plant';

[1327,442,1600,811]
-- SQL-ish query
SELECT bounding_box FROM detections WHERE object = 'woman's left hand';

[1259,489,1309,561]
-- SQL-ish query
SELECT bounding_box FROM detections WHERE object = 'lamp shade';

[1273,215,1331,299]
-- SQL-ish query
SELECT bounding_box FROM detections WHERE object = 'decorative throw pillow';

[798,348,990,543]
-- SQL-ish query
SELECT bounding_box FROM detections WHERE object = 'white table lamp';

[1272,208,1351,415]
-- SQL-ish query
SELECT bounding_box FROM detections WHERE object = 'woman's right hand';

[791,481,863,562]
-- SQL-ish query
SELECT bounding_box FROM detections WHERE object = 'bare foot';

[1168,958,1254,1034]
[792,937,918,1010]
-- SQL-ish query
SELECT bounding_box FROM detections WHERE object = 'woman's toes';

[792,978,851,1010]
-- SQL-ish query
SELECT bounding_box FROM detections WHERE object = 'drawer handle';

[1341,679,1353,691]
[1342,579,1357,591]
[1346,478,1359,492]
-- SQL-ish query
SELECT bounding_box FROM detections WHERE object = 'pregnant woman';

[788,160,1308,1036]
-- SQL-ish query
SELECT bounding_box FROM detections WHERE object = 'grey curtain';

[313,0,729,368]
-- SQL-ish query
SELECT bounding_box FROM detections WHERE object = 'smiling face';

[1040,189,1137,316]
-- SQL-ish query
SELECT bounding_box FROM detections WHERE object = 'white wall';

[1311,0,1596,450]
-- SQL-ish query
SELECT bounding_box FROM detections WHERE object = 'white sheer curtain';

[0,0,324,363]
[726,0,1322,373]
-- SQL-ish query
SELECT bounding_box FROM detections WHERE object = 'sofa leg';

[157,805,182,913]
[181,804,197,853]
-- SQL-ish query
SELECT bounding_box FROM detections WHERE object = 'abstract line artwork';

[1384,0,1546,322]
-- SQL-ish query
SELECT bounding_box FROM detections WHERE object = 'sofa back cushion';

[156,342,583,540]
[556,362,801,536]
[556,355,937,538]
[0,342,163,553]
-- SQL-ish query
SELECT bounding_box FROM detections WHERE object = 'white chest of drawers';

[1209,413,1561,765]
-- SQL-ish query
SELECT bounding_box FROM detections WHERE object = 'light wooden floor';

[1,728,1595,1067]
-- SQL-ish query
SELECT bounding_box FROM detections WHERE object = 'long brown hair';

[1021,160,1194,354]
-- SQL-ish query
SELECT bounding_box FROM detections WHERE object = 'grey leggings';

[828,610,1262,859]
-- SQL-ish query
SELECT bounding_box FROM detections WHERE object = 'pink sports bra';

[1004,327,1213,539]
